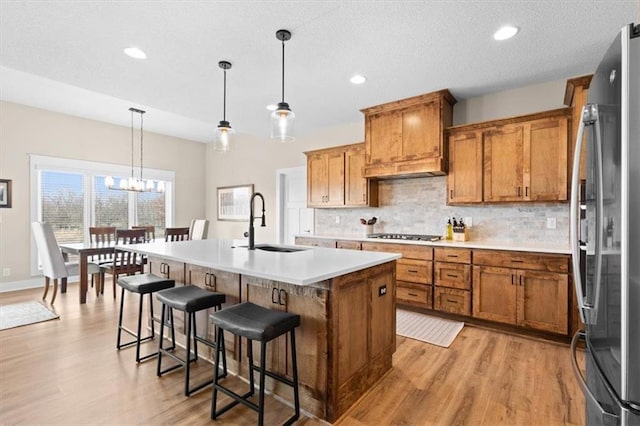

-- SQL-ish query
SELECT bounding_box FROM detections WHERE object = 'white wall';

[0,101,207,286]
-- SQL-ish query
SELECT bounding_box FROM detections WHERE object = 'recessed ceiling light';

[266,104,277,111]
[350,74,367,85]
[493,25,519,41]
[123,47,147,59]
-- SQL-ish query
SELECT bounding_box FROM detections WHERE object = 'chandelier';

[105,107,165,193]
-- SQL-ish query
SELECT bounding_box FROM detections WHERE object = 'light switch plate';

[547,217,557,229]
[335,216,340,224]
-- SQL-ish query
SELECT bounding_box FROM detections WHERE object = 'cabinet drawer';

[397,259,432,284]
[397,282,432,308]
[434,247,471,264]
[434,262,471,290]
[473,250,569,273]
[295,237,337,248]
[434,287,471,316]
[336,240,362,250]
[361,242,433,260]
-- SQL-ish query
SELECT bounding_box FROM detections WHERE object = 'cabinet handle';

[450,190,454,199]
[407,269,419,273]
[511,259,524,263]
[271,287,279,304]
[446,254,458,258]
[278,289,287,306]
[525,186,529,197]
[408,292,418,297]
[519,275,523,286]
[511,274,515,285]
[446,274,459,278]
[517,187,521,197]
[362,194,366,202]
[445,298,458,304]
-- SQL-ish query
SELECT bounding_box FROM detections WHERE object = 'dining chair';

[132,225,155,242]
[165,227,190,242]
[189,219,209,240]
[88,226,116,287]
[31,222,101,304]
[99,228,146,298]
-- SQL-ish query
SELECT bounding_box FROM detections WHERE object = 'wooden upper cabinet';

[447,108,571,204]
[307,148,345,207]
[447,130,484,203]
[361,90,456,178]
[306,143,377,208]
[484,124,524,202]
[345,145,378,207]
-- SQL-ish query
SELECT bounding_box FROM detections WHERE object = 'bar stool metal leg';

[258,341,267,426]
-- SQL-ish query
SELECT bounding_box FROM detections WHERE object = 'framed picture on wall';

[0,179,12,208]
[217,184,253,221]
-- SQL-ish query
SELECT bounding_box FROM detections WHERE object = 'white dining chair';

[189,219,209,240]
[31,222,101,304]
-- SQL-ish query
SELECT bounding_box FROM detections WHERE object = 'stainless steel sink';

[255,244,307,253]
[231,244,307,253]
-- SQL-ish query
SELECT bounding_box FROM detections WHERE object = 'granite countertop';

[297,234,571,255]
[118,239,401,286]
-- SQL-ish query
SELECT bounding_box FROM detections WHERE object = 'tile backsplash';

[314,176,569,244]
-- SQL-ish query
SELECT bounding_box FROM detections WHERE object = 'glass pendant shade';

[270,102,295,142]
[105,176,115,188]
[214,120,234,152]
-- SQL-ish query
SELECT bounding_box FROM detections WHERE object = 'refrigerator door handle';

[571,331,619,423]
[570,104,605,324]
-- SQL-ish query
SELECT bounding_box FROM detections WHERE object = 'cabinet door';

[447,130,483,203]
[149,257,186,333]
[345,146,368,206]
[367,112,402,163]
[327,152,345,206]
[369,271,395,359]
[484,124,524,202]
[517,270,569,334]
[402,101,440,160]
[523,117,568,201]
[307,154,329,207]
[472,265,517,324]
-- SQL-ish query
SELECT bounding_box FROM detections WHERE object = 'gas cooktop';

[367,233,442,242]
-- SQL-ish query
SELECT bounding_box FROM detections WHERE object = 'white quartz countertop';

[297,234,571,255]
[119,239,401,286]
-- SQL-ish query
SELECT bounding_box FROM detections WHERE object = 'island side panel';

[327,260,396,422]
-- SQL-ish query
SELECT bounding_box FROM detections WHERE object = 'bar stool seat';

[156,285,227,396]
[209,302,301,426]
[117,273,175,363]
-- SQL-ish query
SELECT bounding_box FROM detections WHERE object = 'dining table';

[58,242,114,304]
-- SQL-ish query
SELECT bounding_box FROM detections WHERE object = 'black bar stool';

[116,273,176,363]
[156,285,227,396]
[209,302,301,426]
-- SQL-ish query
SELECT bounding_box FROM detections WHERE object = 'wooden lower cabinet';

[186,265,241,366]
[397,281,432,308]
[434,287,471,316]
[336,240,362,250]
[148,257,186,332]
[472,265,569,334]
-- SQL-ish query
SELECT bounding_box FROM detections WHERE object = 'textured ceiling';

[0,1,637,142]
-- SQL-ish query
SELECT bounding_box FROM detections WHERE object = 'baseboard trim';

[0,275,80,293]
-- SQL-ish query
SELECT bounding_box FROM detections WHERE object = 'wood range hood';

[360,89,456,179]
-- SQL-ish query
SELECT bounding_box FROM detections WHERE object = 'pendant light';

[214,60,235,152]
[270,29,295,142]
[105,107,164,192]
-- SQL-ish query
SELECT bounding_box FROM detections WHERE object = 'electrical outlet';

[335,216,340,224]
[547,217,557,229]
[464,217,473,227]
[378,285,387,297]
[2,268,10,277]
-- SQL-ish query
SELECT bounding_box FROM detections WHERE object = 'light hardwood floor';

[0,284,585,425]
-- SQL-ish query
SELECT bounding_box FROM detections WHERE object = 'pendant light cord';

[139,111,144,181]
[223,68,227,121]
[281,39,285,103]
[130,109,135,179]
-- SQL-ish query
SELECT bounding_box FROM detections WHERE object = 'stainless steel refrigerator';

[570,23,640,425]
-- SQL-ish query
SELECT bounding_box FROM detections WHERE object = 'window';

[30,155,175,274]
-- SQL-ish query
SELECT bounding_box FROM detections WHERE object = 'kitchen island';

[119,239,400,422]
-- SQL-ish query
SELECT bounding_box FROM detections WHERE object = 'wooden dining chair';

[165,227,190,242]
[99,228,146,298]
[88,226,116,287]
[31,222,101,304]
[188,219,209,240]
[132,225,155,242]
